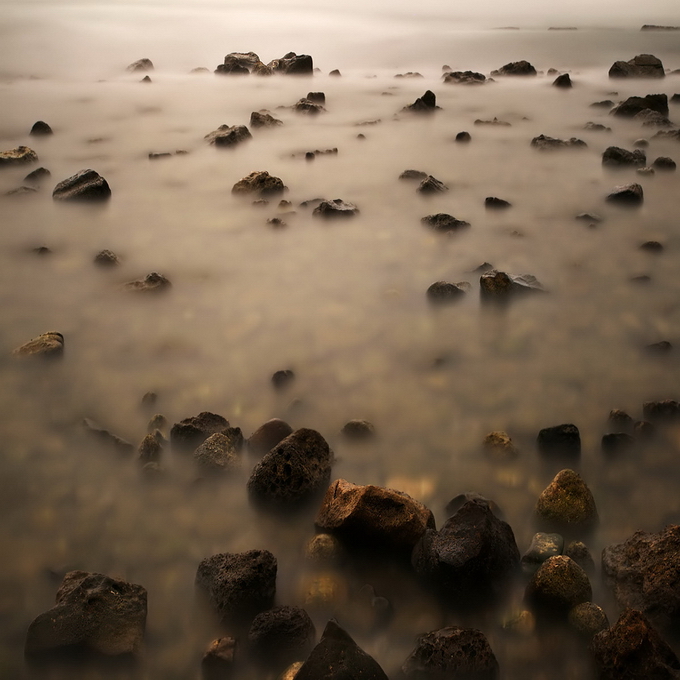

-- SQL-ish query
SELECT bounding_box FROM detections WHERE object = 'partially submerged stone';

[525,555,592,616]
[127,58,153,72]
[123,272,170,292]
[535,469,598,534]
[312,199,359,218]
[612,94,668,117]
[443,70,486,85]
[403,90,439,113]
[399,169,428,181]
[293,98,326,114]
[421,213,470,232]
[485,196,512,209]
[483,431,519,461]
[194,431,242,474]
[606,183,644,206]
[553,73,572,88]
[537,423,581,458]
[204,124,252,147]
[568,602,609,639]
[30,120,52,135]
[13,331,64,358]
[340,419,375,441]
[24,167,51,183]
[250,110,283,128]
[609,54,665,78]
[426,281,469,303]
[268,52,313,75]
[53,169,111,201]
[171,411,230,450]
[232,170,286,196]
[521,532,564,574]
[94,249,119,266]
[480,270,544,298]
[492,60,537,76]
[0,146,39,166]
[417,175,448,193]
[248,418,294,457]
[530,134,587,150]
[602,146,647,167]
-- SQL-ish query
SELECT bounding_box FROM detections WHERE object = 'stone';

[426,281,468,303]
[316,478,435,558]
[525,555,591,616]
[123,272,171,292]
[340,420,375,441]
[402,626,499,679]
[634,138,649,147]
[576,212,603,223]
[564,540,595,574]
[642,400,680,422]
[272,369,295,389]
[480,270,544,298]
[232,171,286,196]
[268,52,313,75]
[247,428,333,509]
[0,146,39,166]
[601,432,635,454]
[417,175,448,193]
[602,524,680,632]
[553,73,572,88]
[609,54,665,78]
[147,414,167,433]
[653,156,676,170]
[474,117,511,126]
[215,52,257,75]
[138,433,162,464]
[635,109,674,126]
[24,167,51,183]
[535,469,598,534]
[312,199,359,218]
[94,249,119,266]
[445,493,504,520]
[13,331,64,358]
[403,90,439,112]
[412,498,519,605]
[568,603,609,638]
[521,532,564,574]
[204,124,252,147]
[25,571,147,657]
[612,94,668,117]
[530,134,587,150]
[196,550,277,622]
[305,534,343,563]
[485,196,512,209]
[590,100,615,108]
[194,431,241,474]
[53,169,111,201]
[455,131,471,142]
[590,609,680,680]
[307,91,325,103]
[140,75,151,83]
[584,122,611,131]
[127,58,153,72]
[280,662,304,679]
[492,60,537,76]
[421,213,470,231]
[30,120,52,135]
[400,169,428,181]
[602,146,647,167]
[329,69,341,76]
[537,423,581,458]
[249,111,283,128]
[293,98,326,114]
[248,606,315,668]
[606,183,644,205]
[641,25,680,30]
[6,185,38,197]
[608,409,634,430]
[443,70,486,85]
[395,72,424,78]
[483,431,519,461]
[82,418,134,455]
[170,411,230,451]
[248,419,294,457]
[202,637,236,680]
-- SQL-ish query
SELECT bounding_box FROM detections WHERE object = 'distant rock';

[531,134,587,150]
[426,281,469,303]
[612,94,668,117]
[403,90,439,113]
[602,146,647,167]
[455,131,472,142]
[13,331,64,359]
[94,249,119,266]
[399,169,428,181]
[421,213,470,231]
[293,98,326,114]
[312,199,359,218]
[643,399,680,421]
[480,270,544,298]
[485,196,512,209]
[329,69,341,76]
[30,120,52,135]
[123,272,170,292]
[232,170,286,196]
[127,58,153,72]
[268,52,313,75]
[417,175,448,193]
[216,52,258,75]
[250,110,283,128]
[140,75,151,83]
[395,72,424,78]
[170,411,230,451]
[634,109,674,127]
[204,124,252,147]
[271,369,295,389]
[491,60,537,76]
[83,418,133,455]
[53,168,111,201]
[194,431,241,474]
[653,156,676,170]
[474,117,511,126]
[584,122,611,131]
[641,24,680,30]
[606,183,644,205]
[24,167,50,183]
[537,424,581,459]
[443,70,486,85]
[248,418,294,457]
[590,99,615,108]
[340,420,375,441]
[553,73,572,88]
[0,146,38,166]
[202,637,237,679]
[483,431,519,461]
[609,54,665,78]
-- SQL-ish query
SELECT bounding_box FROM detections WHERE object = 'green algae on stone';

[535,469,598,534]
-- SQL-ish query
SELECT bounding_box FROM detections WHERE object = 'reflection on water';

[1,3,680,678]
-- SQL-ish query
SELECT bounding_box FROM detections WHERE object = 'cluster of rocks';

[214,51,313,76]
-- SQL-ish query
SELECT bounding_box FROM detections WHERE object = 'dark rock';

[195,550,277,622]
[340,420,375,441]
[418,175,448,193]
[590,100,615,108]
[30,120,52,135]
[553,73,572,88]
[402,626,499,679]
[564,540,595,574]
[268,53,313,75]
[140,75,151,83]
[247,428,332,509]
[609,54,665,78]
[483,431,519,461]
[190,67,210,74]
[138,434,162,464]
[148,152,171,159]
[0,146,39,166]
[123,272,171,292]
[606,183,644,205]
[568,603,609,639]
[293,98,326,114]
[492,60,537,76]
[641,25,680,30]
[480,270,544,298]
[272,369,295,389]
[127,58,153,72]
[400,169,429,181]
[635,109,674,127]
[530,134,587,150]
[525,555,591,616]
[445,493,505,520]
[24,167,51,183]
[474,117,511,126]
[248,419,294,457]
[204,124,252,147]
[455,131,471,142]
[329,69,341,77]
[640,241,664,252]
[653,156,676,170]
[312,199,359,218]
[232,170,286,196]
[94,249,119,266]
[590,608,680,679]
[305,534,344,563]
[412,498,519,604]
[485,196,512,209]
[32,246,52,255]
[25,571,147,657]
[147,413,167,433]
[584,122,612,131]
[645,340,672,354]
[82,418,133,455]
[6,185,39,197]
[306,91,325,103]
[426,281,468,303]
[249,111,283,128]
[652,129,680,141]
[171,412,230,451]
[443,70,486,85]
[13,331,64,358]
[602,146,647,167]
[601,432,635,454]
[316,478,435,558]
[202,637,236,680]
[295,620,388,680]
[194,431,241,474]
[421,213,470,231]
[248,606,315,668]
[634,138,649,147]
[395,72,424,78]
[673,94,680,103]
[141,391,157,407]
[535,469,598,533]
[403,90,439,112]
[52,169,111,201]
[643,400,680,421]
[602,525,680,632]
[521,532,564,574]
[608,409,634,430]
[612,94,668,117]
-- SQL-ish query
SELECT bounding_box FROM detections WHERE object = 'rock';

[590,609,680,680]
[0,146,39,166]
[248,606,315,669]
[525,555,591,616]
[412,498,519,604]
[445,493,504,520]
[141,391,157,407]
[196,550,277,622]
[82,418,134,455]
[645,341,672,356]
[94,249,119,266]
[268,52,313,75]
[474,117,511,126]
[194,431,241,474]
[602,525,680,632]
[530,134,587,150]
[305,534,343,563]
[248,419,294,457]
[673,94,680,103]
[606,183,644,205]
[564,540,595,574]
[417,175,448,193]
[340,420,375,441]
[642,400,680,422]
[202,637,237,680]
[485,196,512,209]
[483,431,519,461]
[205,124,252,147]
[123,272,171,292]
[32,246,51,255]
[395,72,424,78]
[247,428,333,509]
[329,69,341,76]
[250,111,283,128]
[5,185,39,197]
[537,423,581,458]
[421,213,470,231]
[492,60,537,76]
[306,91,325,103]
[584,122,612,131]
[232,171,286,196]
[641,25,680,30]
[171,412,230,451]
[272,369,295,389]
[576,212,603,223]
[553,73,572,88]
[312,199,359,218]
[426,281,468,303]
[24,167,51,183]
[52,168,111,201]
[591,99,615,108]
[634,138,649,147]
[609,54,665,78]
[480,270,544,298]
[403,90,439,112]
[608,409,634,430]
[13,331,64,358]
[30,120,52,135]
[601,432,635,454]
[402,626,499,679]
[25,571,147,657]
[653,156,676,170]
[316,478,435,558]
[521,532,564,574]
[652,129,680,141]
[612,94,668,117]
[215,52,257,74]
[293,98,326,114]
[602,146,647,167]
[138,434,162,464]
[455,131,471,142]
[535,469,598,533]
[147,413,167,433]
[400,169,428,181]
[280,662,304,679]
[127,58,153,72]
[140,75,151,83]
[568,603,609,639]
[443,70,486,84]
[295,620,387,680]
[635,109,674,127]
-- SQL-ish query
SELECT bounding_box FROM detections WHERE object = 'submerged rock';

[0,146,38,166]
[521,532,564,574]
[194,431,241,474]
[530,135,587,150]
[268,52,313,75]
[123,272,170,292]
[485,196,512,209]
[653,156,676,170]
[400,169,429,181]
[248,418,294,457]
[443,70,486,85]
[535,469,598,533]
[312,199,359,218]
[525,555,592,616]
[232,170,286,196]
[612,94,668,117]
[24,167,51,183]
[340,419,375,441]
[537,423,581,458]
[606,183,644,205]
[204,124,252,147]
[30,120,52,135]
[94,249,119,266]
[421,213,470,231]
[609,54,665,78]
[53,169,111,201]
[249,110,283,128]
[602,146,647,167]
[13,331,64,358]
[418,175,448,193]
[426,281,469,303]
[642,400,680,422]
[553,73,572,88]
[455,131,472,142]
[170,411,230,451]
[480,270,544,298]
[293,98,326,114]
[127,58,153,72]
[202,637,237,680]
[483,431,519,461]
[138,433,162,464]
[492,60,537,76]
[568,602,609,639]
[403,90,439,112]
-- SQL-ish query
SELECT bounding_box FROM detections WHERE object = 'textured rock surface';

[232,170,286,196]
[248,605,315,668]
[13,331,64,358]
[248,418,294,457]
[170,411,230,450]
[602,146,647,167]
[535,469,598,533]
[0,146,39,165]
[606,183,644,205]
[525,555,592,616]
[421,213,470,232]
[609,54,665,78]
[537,423,581,458]
[194,431,241,473]
[530,135,587,150]
[205,124,252,147]
[52,169,111,201]
[493,60,537,75]
[480,270,544,298]
[312,199,359,218]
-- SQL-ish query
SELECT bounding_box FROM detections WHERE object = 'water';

[1,2,680,678]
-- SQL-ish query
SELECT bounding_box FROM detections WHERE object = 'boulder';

[480,270,544,298]
[0,146,38,166]
[421,213,470,231]
[202,637,237,680]
[492,60,537,76]
[602,146,647,167]
[474,117,511,126]
[612,94,668,117]
[601,432,635,454]
[194,431,242,474]
[530,134,587,150]
[215,52,260,75]
[195,550,277,622]
[312,199,359,218]
[521,532,564,574]
[568,602,609,639]
[525,555,592,616]
[232,170,286,196]
[249,111,283,128]
[485,196,512,209]
[247,428,332,509]
[591,99,615,108]
[606,183,644,205]
[123,272,171,292]
[82,418,134,455]
[248,418,294,457]
[30,120,52,135]
[138,433,162,464]
[24,167,51,183]
[601,524,680,632]
[537,423,581,458]
[248,605,315,668]
[443,71,486,85]
[402,626,499,679]
[590,609,680,679]
[403,90,439,112]
[204,124,252,147]
[653,156,676,170]
[170,411,230,450]
[483,431,519,461]
[426,281,468,303]
[535,469,598,534]
[584,122,611,131]
[315,478,435,558]
[52,169,111,201]
[444,493,504,520]
[609,54,665,78]
[271,369,295,389]
[25,571,147,657]
[94,249,119,266]
[412,498,520,604]
[635,109,674,127]
[268,52,313,75]
[127,58,153,72]
[400,169,429,181]
[340,419,375,441]
[13,331,64,358]
[455,131,471,142]
[553,73,572,88]
[643,400,680,422]
[293,98,326,114]
[417,175,448,193]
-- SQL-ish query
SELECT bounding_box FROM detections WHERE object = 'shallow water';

[2,3,680,679]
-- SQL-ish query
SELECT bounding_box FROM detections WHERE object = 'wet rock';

[421,213,470,231]
[492,60,537,76]
[525,555,591,616]
[123,272,171,292]
[642,400,680,422]
[455,131,471,142]
[612,94,668,117]
[30,120,52,135]
[602,146,647,167]
[653,129,680,141]
[400,169,429,181]
[426,281,468,303]
[127,58,153,72]
[171,411,230,451]
[601,432,635,454]
[53,169,111,201]
[443,70,486,84]
[329,69,341,76]
[602,524,680,632]
[194,431,241,474]
[138,433,162,464]
[305,534,343,563]
[316,478,435,558]
[653,156,676,170]
[521,532,564,574]
[249,111,283,128]
[202,637,236,680]
[474,117,511,126]
[609,54,665,78]
[205,124,252,147]
[535,469,598,534]
[312,199,359,218]
[530,134,587,150]
[293,98,326,114]
[645,340,672,354]
[94,249,119,266]
[553,73,572,88]
[590,99,615,108]
[608,409,634,430]
[480,270,544,298]
[24,167,51,183]
[590,609,680,680]
[0,146,39,166]
[25,571,147,657]
[445,493,504,520]
[83,418,134,455]
[248,606,315,669]
[247,428,333,510]
[634,109,674,126]
[537,423,581,458]
[403,90,439,112]
[272,369,295,389]
[248,419,294,457]
[402,626,499,679]
[196,550,277,622]
[417,175,448,193]
[485,196,512,209]
[280,662,303,679]
[232,170,286,196]
[568,603,609,639]
[564,540,595,574]
[483,431,519,461]
[584,122,612,131]
[13,331,64,358]
[606,183,644,205]
[340,419,375,441]
[295,620,388,680]
[268,52,313,75]
[412,498,519,604]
